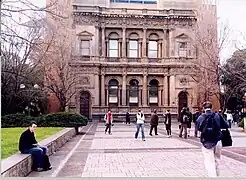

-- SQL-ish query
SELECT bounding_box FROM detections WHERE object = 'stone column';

[122,27,126,58]
[142,28,147,58]
[106,88,109,106]
[163,76,168,106]
[143,75,148,106]
[169,75,176,106]
[163,29,167,58]
[138,88,142,106]
[101,27,105,57]
[101,74,105,106]
[158,89,162,106]
[158,41,162,58]
[138,41,142,58]
[94,73,99,106]
[122,74,127,106]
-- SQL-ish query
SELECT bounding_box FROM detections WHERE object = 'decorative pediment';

[77,31,93,37]
[176,33,190,39]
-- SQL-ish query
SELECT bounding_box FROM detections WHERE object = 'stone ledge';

[1,128,76,177]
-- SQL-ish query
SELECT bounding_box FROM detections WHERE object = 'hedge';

[1,112,88,128]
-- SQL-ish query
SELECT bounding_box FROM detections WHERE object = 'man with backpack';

[197,101,229,177]
[179,107,189,139]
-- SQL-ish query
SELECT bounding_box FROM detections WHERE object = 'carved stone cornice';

[73,12,196,28]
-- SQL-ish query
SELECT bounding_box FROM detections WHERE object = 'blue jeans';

[23,146,47,169]
[135,123,145,140]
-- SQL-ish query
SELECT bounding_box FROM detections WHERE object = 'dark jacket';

[150,113,159,126]
[164,113,171,125]
[179,110,190,124]
[126,112,130,121]
[19,129,37,153]
[197,109,229,147]
[193,111,201,123]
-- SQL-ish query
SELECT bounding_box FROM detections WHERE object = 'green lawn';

[1,127,63,159]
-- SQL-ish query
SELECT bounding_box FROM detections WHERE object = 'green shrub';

[1,113,35,128]
[239,119,244,128]
[1,112,88,128]
[39,112,88,127]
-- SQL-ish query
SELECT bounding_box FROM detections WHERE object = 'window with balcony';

[149,79,159,104]
[108,32,119,58]
[148,41,158,58]
[179,42,187,57]
[80,40,90,56]
[108,79,119,104]
[129,79,139,105]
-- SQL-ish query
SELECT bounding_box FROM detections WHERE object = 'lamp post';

[20,83,40,116]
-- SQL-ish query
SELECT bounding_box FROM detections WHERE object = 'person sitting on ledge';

[19,121,52,172]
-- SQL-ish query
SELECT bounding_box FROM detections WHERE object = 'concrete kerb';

[1,127,84,177]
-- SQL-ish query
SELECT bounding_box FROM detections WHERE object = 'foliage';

[239,119,244,129]
[220,49,246,111]
[1,127,63,159]
[39,112,88,127]
[1,112,88,128]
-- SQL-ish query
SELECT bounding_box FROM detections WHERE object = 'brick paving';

[28,122,246,177]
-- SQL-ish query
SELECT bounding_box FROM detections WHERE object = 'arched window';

[149,79,159,104]
[148,33,159,58]
[108,32,119,57]
[128,33,139,58]
[129,79,139,104]
[108,79,119,103]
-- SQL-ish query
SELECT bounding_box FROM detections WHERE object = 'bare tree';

[179,0,231,110]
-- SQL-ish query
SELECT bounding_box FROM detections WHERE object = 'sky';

[11,0,246,62]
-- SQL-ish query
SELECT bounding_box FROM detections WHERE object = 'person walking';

[104,110,113,134]
[19,121,52,171]
[224,110,233,128]
[186,107,192,137]
[149,109,159,136]
[135,109,145,141]
[193,109,201,137]
[179,107,189,139]
[197,101,229,177]
[164,109,172,137]
[126,111,131,125]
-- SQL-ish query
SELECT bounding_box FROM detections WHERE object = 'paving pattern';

[28,122,246,177]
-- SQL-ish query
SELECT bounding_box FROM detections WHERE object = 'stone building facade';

[48,0,218,120]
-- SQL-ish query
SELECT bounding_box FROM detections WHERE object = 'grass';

[1,127,63,159]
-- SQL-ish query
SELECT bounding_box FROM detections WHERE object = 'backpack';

[42,154,51,171]
[183,114,188,123]
[200,113,221,149]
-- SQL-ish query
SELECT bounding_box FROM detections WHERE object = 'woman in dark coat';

[126,112,130,125]
[149,109,159,136]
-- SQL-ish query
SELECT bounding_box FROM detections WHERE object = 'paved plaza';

[28,122,246,177]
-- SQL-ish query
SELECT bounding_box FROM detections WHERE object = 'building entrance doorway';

[80,91,91,119]
[178,91,188,117]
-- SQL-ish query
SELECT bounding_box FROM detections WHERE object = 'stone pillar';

[94,73,99,106]
[101,27,105,57]
[143,75,148,106]
[101,74,105,106]
[138,41,142,58]
[163,29,167,58]
[163,76,168,106]
[142,28,147,58]
[138,88,142,106]
[158,89,162,106]
[169,75,176,106]
[122,27,126,58]
[158,41,162,58]
[106,88,109,106]
[122,74,127,106]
